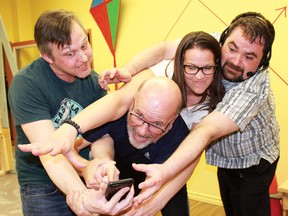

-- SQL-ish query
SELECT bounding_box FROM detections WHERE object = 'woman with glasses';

[150,31,225,130]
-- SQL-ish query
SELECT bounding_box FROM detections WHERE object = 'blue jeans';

[20,184,76,216]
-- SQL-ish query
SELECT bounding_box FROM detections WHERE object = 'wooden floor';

[0,172,225,216]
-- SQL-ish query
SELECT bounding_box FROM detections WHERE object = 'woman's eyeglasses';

[183,64,217,75]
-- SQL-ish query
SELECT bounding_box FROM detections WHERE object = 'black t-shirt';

[84,112,189,194]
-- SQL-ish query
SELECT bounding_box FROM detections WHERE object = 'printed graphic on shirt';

[144,152,151,160]
[52,98,83,129]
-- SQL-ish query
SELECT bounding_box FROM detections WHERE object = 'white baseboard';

[188,192,223,206]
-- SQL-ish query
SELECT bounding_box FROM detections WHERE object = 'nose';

[232,54,242,66]
[195,69,204,79]
[137,123,149,136]
[77,50,88,62]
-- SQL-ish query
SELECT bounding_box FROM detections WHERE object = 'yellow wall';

[1,0,287,206]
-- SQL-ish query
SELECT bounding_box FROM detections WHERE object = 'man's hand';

[99,68,132,90]
[67,187,134,216]
[82,158,119,189]
[121,194,163,216]
[66,190,95,216]
[132,163,170,206]
[18,123,78,157]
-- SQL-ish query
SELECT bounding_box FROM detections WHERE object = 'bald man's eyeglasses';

[129,102,173,135]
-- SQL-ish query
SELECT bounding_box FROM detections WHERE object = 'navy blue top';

[84,112,189,194]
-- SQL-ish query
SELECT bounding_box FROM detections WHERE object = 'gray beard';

[127,125,153,149]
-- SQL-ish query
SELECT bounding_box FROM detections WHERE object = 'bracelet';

[61,119,83,140]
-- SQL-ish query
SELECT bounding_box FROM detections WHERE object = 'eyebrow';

[61,37,88,51]
[229,41,258,58]
[61,46,71,51]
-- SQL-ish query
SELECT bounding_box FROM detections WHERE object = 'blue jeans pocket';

[20,184,75,216]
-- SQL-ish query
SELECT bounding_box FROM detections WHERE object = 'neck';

[186,93,202,107]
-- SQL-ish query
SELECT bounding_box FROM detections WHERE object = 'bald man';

[83,77,190,215]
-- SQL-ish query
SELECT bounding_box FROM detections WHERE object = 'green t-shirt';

[8,57,106,186]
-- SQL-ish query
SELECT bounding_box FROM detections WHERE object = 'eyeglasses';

[129,102,173,135]
[183,64,217,75]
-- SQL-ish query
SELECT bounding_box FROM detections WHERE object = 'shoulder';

[11,58,50,83]
[80,71,107,96]
[89,70,100,79]
[165,115,189,139]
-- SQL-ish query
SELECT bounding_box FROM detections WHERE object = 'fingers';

[132,163,162,205]
[66,190,81,208]
[67,190,92,216]
[117,186,134,210]
[133,186,155,206]
[18,143,53,156]
[132,163,156,187]
[108,187,134,213]
[105,164,120,182]
[99,80,110,91]
[109,187,131,202]
[18,142,72,158]
[83,159,118,189]
[99,70,110,82]
[49,147,63,156]
[65,151,87,169]
[131,163,149,173]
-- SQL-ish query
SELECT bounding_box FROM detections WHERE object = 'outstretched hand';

[132,163,170,206]
[99,68,132,90]
[81,158,119,189]
[67,186,134,216]
[18,123,78,156]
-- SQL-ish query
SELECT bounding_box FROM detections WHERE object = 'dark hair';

[34,10,87,58]
[219,12,275,70]
[168,31,225,112]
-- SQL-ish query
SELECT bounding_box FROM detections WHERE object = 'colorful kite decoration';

[90,0,120,66]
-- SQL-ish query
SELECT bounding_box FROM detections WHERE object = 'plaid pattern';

[206,70,280,168]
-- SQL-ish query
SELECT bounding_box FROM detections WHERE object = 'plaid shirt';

[206,70,280,169]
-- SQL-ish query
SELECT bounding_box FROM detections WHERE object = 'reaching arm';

[98,40,180,89]
[82,136,119,189]
[18,69,153,156]
[132,111,239,204]
[122,157,200,216]
[66,136,134,215]
[22,120,87,195]
[123,40,179,75]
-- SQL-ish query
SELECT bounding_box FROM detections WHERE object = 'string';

[164,0,192,41]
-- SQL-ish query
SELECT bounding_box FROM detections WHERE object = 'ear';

[41,53,54,64]
[167,114,179,131]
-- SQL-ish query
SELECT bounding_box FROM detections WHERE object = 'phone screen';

[105,178,134,201]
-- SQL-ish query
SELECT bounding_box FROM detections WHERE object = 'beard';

[222,61,245,82]
[127,124,154,149]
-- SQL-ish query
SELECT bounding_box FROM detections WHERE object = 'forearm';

[132,158,199,215]
[71,69,153,133]
[151,157,200,209]
[163,111,239,179]
[90,136,114,160]
[22,121,86,194]
[123,40,179,75]
[40,154,86,194]
[162,128,210,181]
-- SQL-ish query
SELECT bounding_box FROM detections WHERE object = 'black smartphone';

[105,178,134,201]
